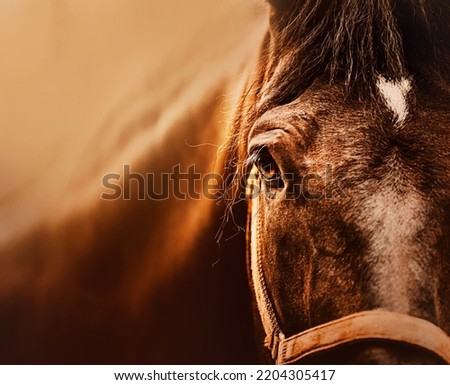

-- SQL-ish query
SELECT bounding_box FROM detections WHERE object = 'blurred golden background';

[0,0,267,363]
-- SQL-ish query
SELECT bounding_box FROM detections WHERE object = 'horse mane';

[221,0,450,228]
[267,0,450,102]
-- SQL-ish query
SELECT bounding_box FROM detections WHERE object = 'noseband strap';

[276,310,450,364]
[248,174,450,364]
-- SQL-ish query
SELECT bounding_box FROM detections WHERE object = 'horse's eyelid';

[248,144,263,155]
[247,146,265,163]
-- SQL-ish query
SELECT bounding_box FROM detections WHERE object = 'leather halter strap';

[248,169,450,364]
[277,310,450,364]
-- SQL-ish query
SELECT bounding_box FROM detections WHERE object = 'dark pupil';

[259,159,277,180]
[255,152,282,188]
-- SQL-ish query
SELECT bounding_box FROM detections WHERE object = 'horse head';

[225,0,450,364]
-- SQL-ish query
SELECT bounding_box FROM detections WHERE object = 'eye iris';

[255,152,282,187]
[260,161,278,181]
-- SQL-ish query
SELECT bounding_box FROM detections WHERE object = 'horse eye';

[254,149,284,189]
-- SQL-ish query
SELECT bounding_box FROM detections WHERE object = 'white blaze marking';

[377,76,412,126]
[360,188,427,312]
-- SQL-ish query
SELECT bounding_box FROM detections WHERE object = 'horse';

[223,0,450,364]
[1,0,450,365]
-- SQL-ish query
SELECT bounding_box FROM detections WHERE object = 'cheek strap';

[249,181,284,359]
